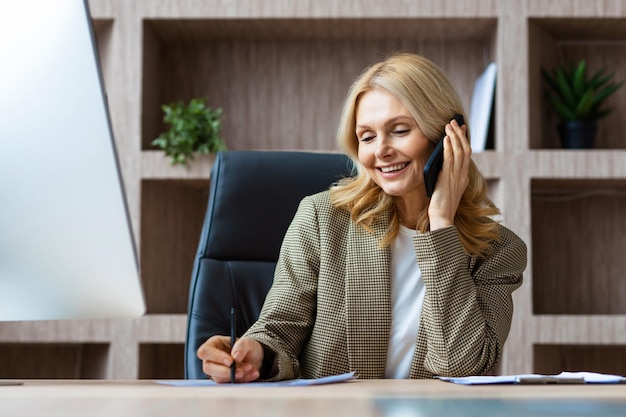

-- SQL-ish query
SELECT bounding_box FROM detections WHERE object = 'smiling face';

[355,87,433,212]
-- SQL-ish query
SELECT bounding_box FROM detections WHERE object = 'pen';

[230,307,236,383]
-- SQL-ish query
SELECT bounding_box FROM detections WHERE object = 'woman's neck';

[395,195,427,230]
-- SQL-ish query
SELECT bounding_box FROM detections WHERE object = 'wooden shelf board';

[146,18,497,42]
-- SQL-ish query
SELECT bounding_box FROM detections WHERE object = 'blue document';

[157,371,356,387]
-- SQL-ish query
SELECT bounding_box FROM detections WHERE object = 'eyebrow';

[356,115,414,130]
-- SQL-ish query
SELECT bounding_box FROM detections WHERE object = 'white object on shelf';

[469,62,497,153]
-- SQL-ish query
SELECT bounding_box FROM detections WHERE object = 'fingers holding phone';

[426,115,471,230]
[444,117,471,178]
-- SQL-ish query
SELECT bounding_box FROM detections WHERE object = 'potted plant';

[541,60,624,149]
[152,97,227,165]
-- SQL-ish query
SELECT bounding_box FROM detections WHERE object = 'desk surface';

[1,379,626,417]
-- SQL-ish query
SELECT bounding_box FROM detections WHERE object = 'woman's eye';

[358,132,375,142]
[394,128,410,135]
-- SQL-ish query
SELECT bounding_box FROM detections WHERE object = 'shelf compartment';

[92,19,113,86]
[138,343,185,379]
[528,18,626,149]
[485,179,503,221]
[141,18,497,152]
[141,180,211,314]
[535,344,626,376]
[532,179,626,314]
[0,343,109,379]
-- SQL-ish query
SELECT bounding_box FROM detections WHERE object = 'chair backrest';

[184,150,354,378]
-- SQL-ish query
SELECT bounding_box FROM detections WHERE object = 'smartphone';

[423,114,465,198]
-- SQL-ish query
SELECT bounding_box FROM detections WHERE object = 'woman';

[198,52,527,382]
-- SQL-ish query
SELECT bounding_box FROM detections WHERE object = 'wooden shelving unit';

[2,0,626,379]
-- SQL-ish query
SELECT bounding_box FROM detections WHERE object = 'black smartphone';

[423,114,465,198]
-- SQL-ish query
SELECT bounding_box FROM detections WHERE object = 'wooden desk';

[1,379,625,417]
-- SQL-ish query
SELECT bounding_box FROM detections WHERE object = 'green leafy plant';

[541,60,624,122]
[152,98,226,166]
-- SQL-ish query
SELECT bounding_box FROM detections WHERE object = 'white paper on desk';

[438,371,625,385]
[157,371,356,387]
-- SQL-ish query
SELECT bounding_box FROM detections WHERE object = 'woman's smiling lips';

[377,162,410,177]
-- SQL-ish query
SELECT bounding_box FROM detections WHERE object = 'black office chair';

[184,150,354,379]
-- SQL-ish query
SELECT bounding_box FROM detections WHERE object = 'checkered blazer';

[244,190,527,380]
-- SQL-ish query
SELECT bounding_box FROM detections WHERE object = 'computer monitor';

[0,0,145,320]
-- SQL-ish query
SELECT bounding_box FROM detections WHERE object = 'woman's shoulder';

[496,224,526,247]
[297,190,351,226]
[467,223,527,279]
[492,224,528,264]
[302,190,341,212]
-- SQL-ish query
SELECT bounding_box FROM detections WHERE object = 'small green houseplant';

[152,98,227,165]
[541,60,624,148]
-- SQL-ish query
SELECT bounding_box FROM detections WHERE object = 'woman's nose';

[374,135,392,159]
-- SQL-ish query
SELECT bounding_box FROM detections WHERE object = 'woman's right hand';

[197,335,264,383]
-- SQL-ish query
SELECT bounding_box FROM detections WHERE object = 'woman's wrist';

[429,216,453,231]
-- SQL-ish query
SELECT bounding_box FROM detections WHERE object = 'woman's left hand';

[428,118,471,230]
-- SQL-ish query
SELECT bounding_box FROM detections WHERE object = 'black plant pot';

[557,121,597,149]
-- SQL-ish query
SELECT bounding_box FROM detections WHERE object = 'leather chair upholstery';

[184,150,354,379]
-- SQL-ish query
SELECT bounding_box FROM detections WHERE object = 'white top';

[384,225,426,379]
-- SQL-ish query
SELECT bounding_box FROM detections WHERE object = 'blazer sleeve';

[242,196,320,381]
[414,224,527,377]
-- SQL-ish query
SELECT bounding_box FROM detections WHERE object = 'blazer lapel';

[344,213,392,378]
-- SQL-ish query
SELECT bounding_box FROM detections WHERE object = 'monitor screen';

[0,0,145,320]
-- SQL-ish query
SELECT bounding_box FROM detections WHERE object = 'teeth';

[380,163,407,173]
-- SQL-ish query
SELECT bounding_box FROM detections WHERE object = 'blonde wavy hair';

[329,53,500,257]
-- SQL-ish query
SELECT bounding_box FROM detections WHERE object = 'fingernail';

[232,351,242,361]
[223,358,232,367]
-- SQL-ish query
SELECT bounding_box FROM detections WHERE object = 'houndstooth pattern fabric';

[244,190,527,380]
